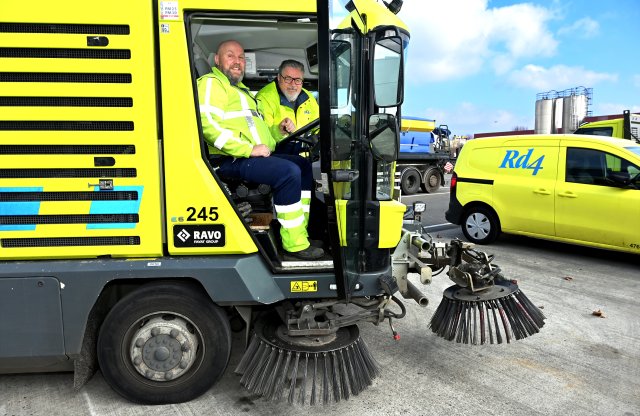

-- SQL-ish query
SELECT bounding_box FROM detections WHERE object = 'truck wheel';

[461,206,500,244]
[97,283,231,404]
[401,168,421,195]
[421,168,440,193]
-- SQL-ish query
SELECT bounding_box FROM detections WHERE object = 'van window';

[566,147,639,187]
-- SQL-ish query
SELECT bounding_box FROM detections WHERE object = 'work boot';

[308,239,324,248]
[286,245,324,260]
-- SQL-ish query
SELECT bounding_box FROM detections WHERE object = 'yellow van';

[445,134,640,254]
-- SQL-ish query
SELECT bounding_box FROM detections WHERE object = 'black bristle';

[310,353,317,406]
[243,342,270,390]
[331,352,341,403]
[486,302,494,344]
[488,301,501,344]
[237,323,379,405]
[270,351,291,401]
[430,284,545,345]
[515,290,546,327]
[256,347,278,395]
[298,353,309,405]
[338,349,351,400]
[322,353,330,405]
[235,335,260,375]
[344,346,360,394]
[471,302,478,345]
[287,352,300,405]
[479,301,486,345]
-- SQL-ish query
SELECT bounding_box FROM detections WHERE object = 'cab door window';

[565,147,639,187]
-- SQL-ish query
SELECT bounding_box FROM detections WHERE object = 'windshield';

[625,146,640,157]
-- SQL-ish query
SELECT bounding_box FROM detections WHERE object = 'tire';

[97,283,231,404]
[401,168,421,195]
[421,168,440,193]
[461,206,500,244]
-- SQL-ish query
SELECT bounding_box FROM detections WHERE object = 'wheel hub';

[466,212,490,238]
[129,315,199,381]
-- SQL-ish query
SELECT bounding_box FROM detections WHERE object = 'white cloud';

[508,64,617,91]
[400,0,557,83]
[422,102,533,136]
[558,17,599,38]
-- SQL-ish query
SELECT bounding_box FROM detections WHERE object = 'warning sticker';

[160,1,179,20]
[290,281,318,293]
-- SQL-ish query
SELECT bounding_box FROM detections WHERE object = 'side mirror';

[368,114,398,162]
[607,171,631,187]
[372,36,403,107]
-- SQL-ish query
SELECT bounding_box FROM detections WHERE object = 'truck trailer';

[397,117,454,195]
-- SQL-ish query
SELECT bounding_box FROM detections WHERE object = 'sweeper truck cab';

[0,0,545,405]
[574,110,640,142]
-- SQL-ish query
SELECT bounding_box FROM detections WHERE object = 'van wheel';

[401,168,421,195]
[97,283,231,404]
[421,168,440,193]
[462,206,500,244]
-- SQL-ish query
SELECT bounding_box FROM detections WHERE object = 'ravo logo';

[499,148,544,176]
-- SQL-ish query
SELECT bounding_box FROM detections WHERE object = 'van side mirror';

[607,171,632,187]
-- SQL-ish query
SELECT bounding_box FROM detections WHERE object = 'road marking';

[83,391,97,416]
[402,192,449,198]
[424,223,458,232]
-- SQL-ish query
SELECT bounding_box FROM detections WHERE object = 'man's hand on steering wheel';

[275,119,320,160]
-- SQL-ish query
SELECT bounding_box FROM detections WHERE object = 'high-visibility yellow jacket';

[256,81,319,143]
[198,67,276,157]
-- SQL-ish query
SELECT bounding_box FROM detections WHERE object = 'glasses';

[279,74,303,85]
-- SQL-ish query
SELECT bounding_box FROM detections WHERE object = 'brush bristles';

[236,336,379,405]
[429,289,545,344]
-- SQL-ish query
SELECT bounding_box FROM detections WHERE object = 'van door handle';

[557,191,577,198]
[533,188,551,195]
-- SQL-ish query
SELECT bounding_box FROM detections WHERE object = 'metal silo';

[553,98,564,133]
[535,98,554,134]
[562,94,588,133]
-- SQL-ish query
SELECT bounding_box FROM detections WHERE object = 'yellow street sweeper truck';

[0,0,545,405]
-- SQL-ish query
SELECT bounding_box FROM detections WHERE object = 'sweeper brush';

[429,280,546,344]
[235,315,379,405]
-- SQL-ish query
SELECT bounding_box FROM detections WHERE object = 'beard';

[282,89,300,102]
[222,65,244,85]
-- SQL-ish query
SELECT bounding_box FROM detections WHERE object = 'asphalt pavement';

[1,195,639,416]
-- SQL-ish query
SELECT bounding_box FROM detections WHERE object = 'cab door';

[556,143,640,249]
[317,0,405,300]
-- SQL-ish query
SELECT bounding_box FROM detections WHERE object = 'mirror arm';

[332,170,360,182]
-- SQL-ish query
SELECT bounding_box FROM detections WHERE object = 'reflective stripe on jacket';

[256,81,319,143]
[198,67,276,157]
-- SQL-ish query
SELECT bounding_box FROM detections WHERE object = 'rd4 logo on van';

[499,148,545,175]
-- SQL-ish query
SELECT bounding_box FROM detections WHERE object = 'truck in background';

[574,110,640,142]
[397,117,455,195]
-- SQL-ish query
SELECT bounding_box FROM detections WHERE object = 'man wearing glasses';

[256,59,319,144]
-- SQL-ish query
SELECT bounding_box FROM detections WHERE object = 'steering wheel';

[275,118,321,160]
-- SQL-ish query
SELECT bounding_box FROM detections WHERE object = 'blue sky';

[398,0,640,136]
